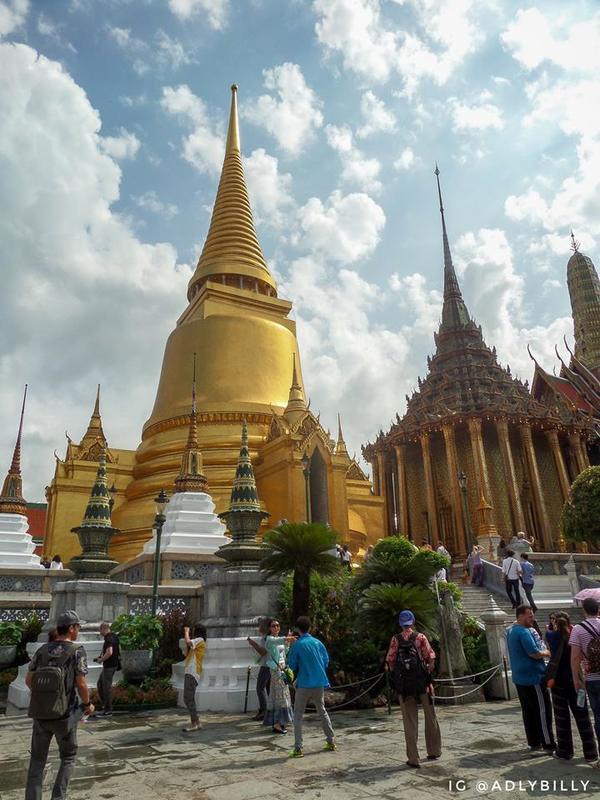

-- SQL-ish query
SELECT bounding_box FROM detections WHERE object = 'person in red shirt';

[386,609,441,767]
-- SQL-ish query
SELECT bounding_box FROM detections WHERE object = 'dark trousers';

[183,674,199,725]
[256,666,271,713]
[25,713,78,800]
[521,583,537,612]
[585,679,600,745]
[552,684,597,760]
[515,682,555,749]
[97,667,116,713]
[506,579,521,607]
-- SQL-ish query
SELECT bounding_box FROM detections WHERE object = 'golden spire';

[283,354,307,425]
[187,84,277,300]
[79,384,106,449]
[0,385,28,515]
[175,354,208,493]
[335,413,349,458]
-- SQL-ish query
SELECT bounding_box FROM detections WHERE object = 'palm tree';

[260,522,340,623]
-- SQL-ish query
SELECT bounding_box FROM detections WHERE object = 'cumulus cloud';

[0,0,28,37]
[132,190,179,220]
[325,124,382,193]
[168,0,229,30]
[243,63,323,156]
[394,147,418,171]
[161,84,224,174]
[357,90,396,138]
[448,97,504,131]
[99,128,141,160]
[243,148,294,228]
[108,25,192,74]
[0,42,189,499]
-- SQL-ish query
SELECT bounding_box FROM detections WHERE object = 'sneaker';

[252,712,265,721]
[183,723,201,732]
[101,711,113,718]
[528,746,543,752]
[289,748,304,758]
[552,753,572,761]
[406,761,421,769]
[323,742,337,752]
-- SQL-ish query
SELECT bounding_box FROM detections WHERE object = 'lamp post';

[458,471,473,554]
[301,451,311,523]
[151,489,169,616]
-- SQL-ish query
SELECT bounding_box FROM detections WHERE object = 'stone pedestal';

[0,513,42,568]
[143,492,230,556]
[6,578,130,714]
[480,596,516,700]
[202,567,280,638]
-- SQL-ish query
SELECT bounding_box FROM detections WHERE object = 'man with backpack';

[570,597,600,754]
[93,621,120,718]
[386,609,441,767]
[25,610,92,800]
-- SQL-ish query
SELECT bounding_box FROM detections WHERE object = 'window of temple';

[309,448,329,525]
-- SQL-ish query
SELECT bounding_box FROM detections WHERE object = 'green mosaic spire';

[80,448,112,527]
[567,234,600,376]
[228,420,261,513]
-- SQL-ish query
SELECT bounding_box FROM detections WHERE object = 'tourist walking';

[287,616,335,758]
[470,544,484,586]
[502,549,522,607]
[507,605,555,752]
[247,618,271,721]
[386,609,441,768]
[25,610,93,800]
[570,597,600,753]
[546,612,597,762]
[520,553,538,612]
[263,619,294,735]
[93,621,120,717]
[182,623,207,732]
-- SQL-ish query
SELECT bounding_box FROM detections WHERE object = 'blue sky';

[1,0,599,500]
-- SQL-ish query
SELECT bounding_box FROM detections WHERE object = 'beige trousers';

[400,693,442,764]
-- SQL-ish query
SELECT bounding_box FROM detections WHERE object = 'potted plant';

[112,614,163,681]
[0,621,23,668]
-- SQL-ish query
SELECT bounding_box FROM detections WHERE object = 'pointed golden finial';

[0,385,28,515]
[93,384,100,417]
[570,230,580,253]
[79,384,107,452]
[283,353,307,425]
[335,413,349,458]
[175,353,208,493]
[226,84,240,153]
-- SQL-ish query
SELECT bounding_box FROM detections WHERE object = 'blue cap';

[398,610,415,627]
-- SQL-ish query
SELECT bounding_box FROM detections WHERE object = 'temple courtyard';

[0,701,596,800]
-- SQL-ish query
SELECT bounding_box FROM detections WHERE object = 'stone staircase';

[458,582,583,625]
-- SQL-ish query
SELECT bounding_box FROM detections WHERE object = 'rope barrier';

[329,671,384,690]
[328,674,385,711]
[432,663,503,683]
[432,666,502,700]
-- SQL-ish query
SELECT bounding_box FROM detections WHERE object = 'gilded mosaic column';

[376,451,390,536]
[420,433,439,545]
[467,418,493,502]
[496,419,526,532]
[569,433,587,476]
[519,425,552,550]
[369,457,380,496]
[394,444,410,537]
[442,425,466,557]
[545,429,571,501]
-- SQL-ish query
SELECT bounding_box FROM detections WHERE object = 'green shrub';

[562,466,600,546]
[0,621,23,646]
[112,614,163,650]
[0,668,17,688]
[462,615,492,679]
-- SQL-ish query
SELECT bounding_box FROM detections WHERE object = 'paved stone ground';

[0,700,597,800]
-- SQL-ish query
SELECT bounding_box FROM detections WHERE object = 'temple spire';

[283,354,307,425]
[80,448,112,528]
[567,239,600,376]
[335,413,349,458]
[187,84,277,300]
[80,384,106,450]
[570,230,580,253]
[0,385,28,515]
[228,420,261,512]
[175,353,208,493]
[434,165,471,331]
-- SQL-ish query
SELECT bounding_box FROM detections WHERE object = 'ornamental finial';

[570,230,580,253]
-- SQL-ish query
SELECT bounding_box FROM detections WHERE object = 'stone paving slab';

[0,701,598,800]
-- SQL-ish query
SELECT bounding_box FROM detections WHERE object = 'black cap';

[56,610,82,628]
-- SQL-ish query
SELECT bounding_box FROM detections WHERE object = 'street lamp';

[151,489,169,616]
[301,451,311,523]
[458,471,473,554]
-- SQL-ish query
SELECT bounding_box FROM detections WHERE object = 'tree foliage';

[359,583,439,646]
[562,466,600,546]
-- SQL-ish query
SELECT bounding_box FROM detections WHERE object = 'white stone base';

[0,513,42,568]
[143,492,230,556]
[171,637,259,713]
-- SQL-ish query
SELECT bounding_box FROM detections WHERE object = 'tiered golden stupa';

[44,86,384,563]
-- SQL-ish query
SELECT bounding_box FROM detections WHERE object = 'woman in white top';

[49,555,63,570]
[182,623,207,732]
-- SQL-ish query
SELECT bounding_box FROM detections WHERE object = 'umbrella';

[574,588,600,602]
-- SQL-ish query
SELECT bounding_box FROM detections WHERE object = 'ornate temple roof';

[567,234,600,376]
[0,385,28,516]
[363,171,588,456]
[187,85,277,300]
[174,355,209,493]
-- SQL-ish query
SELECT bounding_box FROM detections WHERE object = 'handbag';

[545,636,566,689]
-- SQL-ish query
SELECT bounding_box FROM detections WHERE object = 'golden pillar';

[569,433,587,476]
[442,425,466,556]
[394,444,410,538]
[369,457,380,496]
[519,425,552,550]
[545,429,571,501]
[420,433,439,545]
[496,419,526,532]
[376,451,390,536]
[468,418,493,502]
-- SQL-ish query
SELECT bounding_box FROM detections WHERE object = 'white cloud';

[298,190,385,263]
[0,0,28,37]
[107,26,138,49]
[168,0,229,30]
[108,26,192,73]
[325,124,382,193]
[155,29,192,70]
[99,128,141,160]
[357,90,396,138]
[243,148,294,228]
[394,147,418,171]
[161,84,224,174]
[0,42,189,499]
[243,63,323,156]
[132,190,179,220]
[448,97,504,131]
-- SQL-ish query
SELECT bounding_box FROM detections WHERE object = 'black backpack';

[392,633,430,698]
[28,642,78,720]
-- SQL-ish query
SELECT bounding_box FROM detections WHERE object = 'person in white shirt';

[182,624,207,732]
[436,542,450,559]
[502,549,522,608]
[49,555,63,570]
[340,545,352,572]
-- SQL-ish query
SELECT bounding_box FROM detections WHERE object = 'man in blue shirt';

[286,616,335,758]
[520,553,537,612]
[507,604,555,752]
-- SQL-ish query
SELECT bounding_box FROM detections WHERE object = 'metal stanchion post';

[384,665,392,715]
[502,656,511,700]
[244,666,251,714]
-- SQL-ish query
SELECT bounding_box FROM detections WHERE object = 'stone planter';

[120,650,153,681]
[0,645,17,668]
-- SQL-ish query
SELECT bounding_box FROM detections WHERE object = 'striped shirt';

[569,618,600,682]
